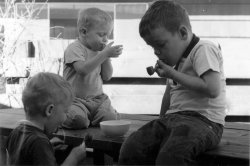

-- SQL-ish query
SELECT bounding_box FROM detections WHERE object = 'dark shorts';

[119,111,223,165]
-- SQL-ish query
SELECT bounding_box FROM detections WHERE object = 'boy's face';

[143,26,186,66]
[83,21,113,51]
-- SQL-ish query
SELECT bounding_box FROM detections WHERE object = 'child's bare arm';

[159,81,171,117]
[73,42,122,76]
[101,43,122,80]
[155,60,221,98]
[61,142,86,166]
[101,58,113,81]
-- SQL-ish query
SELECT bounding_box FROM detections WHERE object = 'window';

[50,3,114,39]
[1,0,249,118]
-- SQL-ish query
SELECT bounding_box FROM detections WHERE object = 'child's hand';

[63,141,86,165]
[70,141,86,162]
[50,137,67,150]
[102,42,123,58]
[155,60,175,79]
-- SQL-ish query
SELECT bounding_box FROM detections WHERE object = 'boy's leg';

[62,98,90,129]
[90,94,118,126]
[155,112,223,166]
[119,112,223,165]
[118,119,167,165]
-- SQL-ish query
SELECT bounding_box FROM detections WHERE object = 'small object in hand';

[146,66,155,76]
[84,133,93,145]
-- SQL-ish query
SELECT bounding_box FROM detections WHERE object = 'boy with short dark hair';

[119,0,226,165]
[6,72,86,166]
[62,8,123,129]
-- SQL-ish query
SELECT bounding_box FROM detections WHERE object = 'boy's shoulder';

[7,124,56,165]
[194,39,221,52]
[9,123,49,143]
[67,39,83,49]
[189,39,221,59]
[65,39,88,53]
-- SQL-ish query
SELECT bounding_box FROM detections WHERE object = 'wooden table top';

[0,108,249,161]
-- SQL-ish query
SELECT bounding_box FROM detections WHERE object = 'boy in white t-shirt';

[63,8,123,129]
[119,1,226,165]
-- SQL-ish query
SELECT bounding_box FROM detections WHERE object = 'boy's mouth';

[159,59,167,65]
[54,127,59,133]
[100,43,106,50]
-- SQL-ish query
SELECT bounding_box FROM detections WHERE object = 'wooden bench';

[0,108,249,165]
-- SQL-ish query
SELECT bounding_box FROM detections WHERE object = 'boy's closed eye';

[155,41,166,48]
[98,32,108,38]
[148,41,166,50]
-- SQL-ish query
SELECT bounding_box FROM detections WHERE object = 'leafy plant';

[0,0,48,107]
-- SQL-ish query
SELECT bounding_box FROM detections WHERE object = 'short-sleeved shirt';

[63,39,103,98]
[6,123,57,166]
[167,40,226,125]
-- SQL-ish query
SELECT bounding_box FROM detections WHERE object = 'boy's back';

[7,122,56,165]
[6,72,86,165]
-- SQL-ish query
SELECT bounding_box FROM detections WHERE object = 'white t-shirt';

[63,39,103,98]
[166,40,227,125]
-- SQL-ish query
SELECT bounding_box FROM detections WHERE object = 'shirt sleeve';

[31,138,57,166]
[64,43,87,65]
[191,44,221,77]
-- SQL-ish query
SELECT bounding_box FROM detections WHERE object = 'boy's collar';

[174,33,200,71]
[181,33,200,59]
[19,119,44,131]
[173,34,199,85]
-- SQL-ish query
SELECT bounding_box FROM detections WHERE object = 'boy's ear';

[45,104,54,117]
[80,27,87,35]
[178,25,188,40]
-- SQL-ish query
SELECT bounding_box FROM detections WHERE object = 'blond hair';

[22,72,74,117]
[77,7,112,33]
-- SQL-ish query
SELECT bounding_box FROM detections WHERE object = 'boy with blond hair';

[63,8,123,129]
[6,72,86,166]
[119,1,226,165]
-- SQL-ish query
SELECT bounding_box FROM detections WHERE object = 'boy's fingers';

[50,137,63,145]
[107,41,114,46]
[115,45,123,49]
[110,55,119,58]
[157,60,165,67]
[117,50,123,54]
[54,144,68,151]
[81,141,86,148]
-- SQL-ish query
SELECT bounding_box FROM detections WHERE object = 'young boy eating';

[62,7,123,129]
[6,72,86,166]
[119,1,226,165]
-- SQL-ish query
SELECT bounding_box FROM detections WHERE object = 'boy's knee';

[91,105,118,126]
[62,105,90,129]
[102,111,118,120]
[62,114,90,129]
[119,139,138,165]
[119,132,155,165]
[156,150,194,165]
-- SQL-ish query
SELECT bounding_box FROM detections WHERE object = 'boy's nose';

[154,49,161,56]
[103,36,108,43]
[63,114,67,123]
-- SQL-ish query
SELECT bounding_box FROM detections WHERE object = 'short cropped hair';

[22,72,74,117]
[139,0,191,38]
[77,7,112,33]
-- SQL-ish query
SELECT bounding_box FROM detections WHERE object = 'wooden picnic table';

[0,108,249,165]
